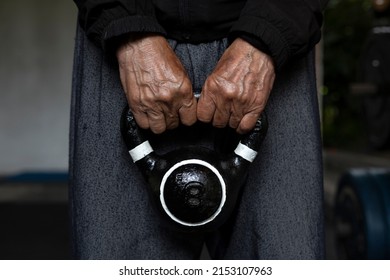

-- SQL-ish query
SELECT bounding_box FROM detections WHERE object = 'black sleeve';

[230,0,326,70]
[73,0,166,49]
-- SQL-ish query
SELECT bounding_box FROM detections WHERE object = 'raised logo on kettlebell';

[161,159,226,227]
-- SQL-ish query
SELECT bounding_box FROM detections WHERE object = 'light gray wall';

[0,0,77,174]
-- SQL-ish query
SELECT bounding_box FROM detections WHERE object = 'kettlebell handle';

[233,114,267,163]
[121,107,268,164]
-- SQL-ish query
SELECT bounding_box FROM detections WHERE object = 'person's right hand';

[116,34,197,134]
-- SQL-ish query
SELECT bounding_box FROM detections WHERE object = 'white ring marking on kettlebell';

[234,142,258,162]
[160,159,226,227]
[128,141,154,162]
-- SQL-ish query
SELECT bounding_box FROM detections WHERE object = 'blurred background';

[0,0,75,259]
[0,0,389,260]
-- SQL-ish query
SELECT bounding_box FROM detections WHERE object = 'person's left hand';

[197,38,275,134]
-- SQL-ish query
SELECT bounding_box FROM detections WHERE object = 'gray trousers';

[69,27,325,259]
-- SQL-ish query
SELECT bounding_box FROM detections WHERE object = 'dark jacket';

[74,0,326,69]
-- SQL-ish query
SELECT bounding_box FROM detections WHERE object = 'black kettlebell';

[121,108,268,232]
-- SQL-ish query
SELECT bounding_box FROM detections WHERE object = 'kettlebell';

[121,108,268,232]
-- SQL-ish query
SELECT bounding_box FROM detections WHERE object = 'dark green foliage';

[323,0,373,149]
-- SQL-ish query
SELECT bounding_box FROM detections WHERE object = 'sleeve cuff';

[88,13,167,51]
[102,15,167,49]
[229,32,270,55]
[230,15,291,70]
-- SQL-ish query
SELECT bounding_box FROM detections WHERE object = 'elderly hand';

[197,38,275,134]
[116,34,197,134]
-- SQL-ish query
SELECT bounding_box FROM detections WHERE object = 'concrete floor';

[0,149,389,260]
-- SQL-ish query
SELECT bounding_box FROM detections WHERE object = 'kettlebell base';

[160,158,227,227]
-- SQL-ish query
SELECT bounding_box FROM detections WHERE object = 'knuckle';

[212,77,238,99]
[156,89,174,103]
[205,76,220,89]
[240,122,254,133]
[222,87,238,99]
[204,77,221,95]
[178,80,192,95]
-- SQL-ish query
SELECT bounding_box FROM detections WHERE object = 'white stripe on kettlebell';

[128,141,153,162]
[234,142,258,162]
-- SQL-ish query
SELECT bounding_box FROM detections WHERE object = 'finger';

[228,111,243,130]
[237,112,260,134]
[164,112,180,130]
[147,111,167,134]
[197,91,216,123]
[131,109,150,130]
[212,105,231,128]
[179,96,197,126]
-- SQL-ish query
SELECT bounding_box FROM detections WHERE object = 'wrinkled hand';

[197,38,275,134]
[116,34,197,134]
